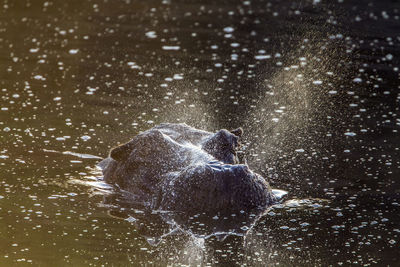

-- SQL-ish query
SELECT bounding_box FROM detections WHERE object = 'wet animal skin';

[99,123,275,213]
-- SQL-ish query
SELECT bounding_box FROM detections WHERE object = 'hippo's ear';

[110,142,134,162]
[230,127,243,137]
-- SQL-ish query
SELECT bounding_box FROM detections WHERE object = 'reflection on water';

[76,165,324,266]
[78,164,289,241]
[1,0,400,265]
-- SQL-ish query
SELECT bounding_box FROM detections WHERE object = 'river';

[0,0,399,266]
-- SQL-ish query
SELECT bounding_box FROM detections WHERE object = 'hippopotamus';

[98,123,276,214]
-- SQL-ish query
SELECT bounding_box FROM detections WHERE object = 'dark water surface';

[1,0,400,266]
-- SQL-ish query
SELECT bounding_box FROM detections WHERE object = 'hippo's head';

[160,162,274,213]
[99,123,275,214]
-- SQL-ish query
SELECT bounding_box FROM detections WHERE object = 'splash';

[243,36,350,165]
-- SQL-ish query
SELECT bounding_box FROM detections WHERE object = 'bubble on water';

[353,77,362,83]
[344,132,356,136]
[295,149,305,153]
[313,80,323,85]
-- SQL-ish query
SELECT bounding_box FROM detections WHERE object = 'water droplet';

[80,135,91,141]
[145,31,157,38]
[173,74,183,80]
[386,54,393,60]
[162,46,180,50]
[255,55,271,60]
[69,49,79,54]
[223,27,234,33]
[33,75,45,80]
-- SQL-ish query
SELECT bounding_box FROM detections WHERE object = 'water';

[1,0,399,265]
